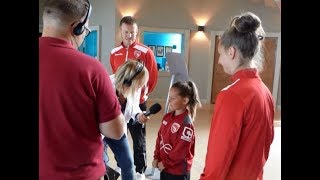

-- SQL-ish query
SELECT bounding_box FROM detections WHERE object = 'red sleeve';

[162,123,195,169]
[200,91,244,180]
[145,49,158,94]
[94,62,121,123]
[109,53,116,74]
[153,124,162,160]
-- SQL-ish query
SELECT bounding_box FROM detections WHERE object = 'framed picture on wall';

[165,46,173,56]
[148,45,156,53]
[156,46,164,57]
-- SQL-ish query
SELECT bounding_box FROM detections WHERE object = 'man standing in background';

[109,16,159,180]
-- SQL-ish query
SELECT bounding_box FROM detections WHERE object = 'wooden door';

[259,37,277,93]
[211,36,232,103]
[210,36,278,104]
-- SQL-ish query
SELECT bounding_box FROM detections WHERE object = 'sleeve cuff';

[134,113,139,122]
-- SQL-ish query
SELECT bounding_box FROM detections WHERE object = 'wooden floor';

[107,100,281,180]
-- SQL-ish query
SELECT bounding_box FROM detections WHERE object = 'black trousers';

[127,101,147,174]
[160,171,190,180]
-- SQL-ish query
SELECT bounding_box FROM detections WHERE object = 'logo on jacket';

[134,50,141,58]
[181,127,193,142]
[160,134,172,154]
[115,53,123,56]
[160,135,172,154]
[171,123,180,133]
[160,143,172,154]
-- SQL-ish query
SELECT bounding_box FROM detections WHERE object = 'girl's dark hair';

[171,81,201,121]
[220,12,266,71]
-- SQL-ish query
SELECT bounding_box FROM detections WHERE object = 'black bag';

[104,164,120,180]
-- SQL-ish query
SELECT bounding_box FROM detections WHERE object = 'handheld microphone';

[144,103,162,116]
[133,103,162,126]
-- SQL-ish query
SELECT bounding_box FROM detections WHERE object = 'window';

[79,26,101,60]
[140,27,190,75]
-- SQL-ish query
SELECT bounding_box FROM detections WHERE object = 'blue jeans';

[103,134,134,180]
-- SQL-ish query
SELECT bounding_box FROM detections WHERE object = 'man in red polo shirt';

[39,0,130,179]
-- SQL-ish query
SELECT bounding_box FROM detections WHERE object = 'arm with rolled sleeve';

[200,91,244,180]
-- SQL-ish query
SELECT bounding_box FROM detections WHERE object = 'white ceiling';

[250,0,281,9]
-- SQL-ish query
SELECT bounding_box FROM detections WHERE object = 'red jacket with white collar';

[110,41,158,103]
[153,110,195,175]
[200,69,274,180]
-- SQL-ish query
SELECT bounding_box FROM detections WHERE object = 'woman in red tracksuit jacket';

[152,81,201,180]
[200,12,275,180]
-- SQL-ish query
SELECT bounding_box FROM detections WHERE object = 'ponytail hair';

[171,80,202,121]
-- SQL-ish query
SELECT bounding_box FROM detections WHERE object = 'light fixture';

[198,26,205,32]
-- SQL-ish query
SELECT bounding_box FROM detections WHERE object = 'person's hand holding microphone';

[133,103,162,127]
[136,113,150,124]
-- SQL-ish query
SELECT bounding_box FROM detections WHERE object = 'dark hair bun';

[234,12,261,33]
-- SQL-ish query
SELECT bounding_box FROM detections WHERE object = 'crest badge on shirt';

[134,50,141,58]
[171,123,180,133]
[181,127,193,142]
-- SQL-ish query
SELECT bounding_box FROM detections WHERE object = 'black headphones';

[123,62,144,86]
[73,0,92,36]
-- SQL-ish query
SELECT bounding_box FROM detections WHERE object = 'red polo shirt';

[39,37,121,180]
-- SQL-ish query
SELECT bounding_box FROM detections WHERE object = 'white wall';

[39,0,44,25]
[188,32,212,102]
[88,0,116,72]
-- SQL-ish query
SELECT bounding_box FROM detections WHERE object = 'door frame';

[207,31,281,106]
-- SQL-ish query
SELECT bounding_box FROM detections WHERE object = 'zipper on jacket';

[125,47,129,61]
